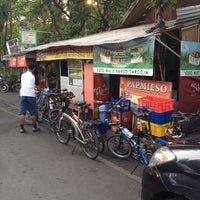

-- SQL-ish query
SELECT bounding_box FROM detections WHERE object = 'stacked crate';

[110,97,131,130]
[138,96,174,137]
[98,97,131,132]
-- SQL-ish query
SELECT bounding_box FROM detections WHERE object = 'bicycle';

[132,106,194,147]
[178,110,200,133]
[106,98,153,167]
[55,92,99,160]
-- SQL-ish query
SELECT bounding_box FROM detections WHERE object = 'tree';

[146,0,177,81]
[0,0,135,57]
[146,0,176,28]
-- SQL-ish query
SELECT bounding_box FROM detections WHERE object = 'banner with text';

[36,46,93,61]
[93,36,155,76]
[120,77,172,104]
[8,56,27,68]
[180,41,200,76]
[179,77,200,113]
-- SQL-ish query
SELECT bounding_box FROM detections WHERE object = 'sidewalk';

[0,92,144,179]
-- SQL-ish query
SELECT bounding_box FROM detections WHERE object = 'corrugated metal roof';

[24,24,155,53]
[176,5,200,24]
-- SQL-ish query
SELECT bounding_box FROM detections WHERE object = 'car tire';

[166,197,188,200]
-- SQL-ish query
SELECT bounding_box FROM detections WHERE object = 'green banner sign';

[180,41,200,76]
[93,36,155,76]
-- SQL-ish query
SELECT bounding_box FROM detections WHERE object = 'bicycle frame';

[119,126,149,166]
[58,112,88,145]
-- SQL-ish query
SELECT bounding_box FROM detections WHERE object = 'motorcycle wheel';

[1,83,9,93]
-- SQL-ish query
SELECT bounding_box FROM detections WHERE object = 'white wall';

[60,76,83,102]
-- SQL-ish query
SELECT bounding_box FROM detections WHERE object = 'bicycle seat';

[134,111,145,118]
[75,101,87,107]
[89,119,102,126]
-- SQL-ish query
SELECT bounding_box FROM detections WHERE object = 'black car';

[141,133,200,200]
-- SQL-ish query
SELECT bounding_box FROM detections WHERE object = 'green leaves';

[0,0,134,55]
[146,0,177,10]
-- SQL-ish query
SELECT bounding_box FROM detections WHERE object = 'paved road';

[0,92,144,200]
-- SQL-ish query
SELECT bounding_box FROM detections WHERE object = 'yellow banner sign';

[36,46,93,61]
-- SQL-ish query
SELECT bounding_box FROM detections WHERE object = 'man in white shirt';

[19,62,40,133]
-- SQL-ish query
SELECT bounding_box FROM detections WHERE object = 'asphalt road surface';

[0,92,143,200]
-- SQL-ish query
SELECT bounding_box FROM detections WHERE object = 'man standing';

[19,62,40,133]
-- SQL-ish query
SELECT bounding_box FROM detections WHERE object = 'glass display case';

[68,60,83,87]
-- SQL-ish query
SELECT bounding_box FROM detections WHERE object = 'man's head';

[27,61,36,71]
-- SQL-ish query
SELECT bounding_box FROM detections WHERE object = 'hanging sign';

[8,56,27,68]
[8,57,17,67]
[120,77,172,104]
[93,36,155,76]
[6,38,21,55]
[180,41,200,76]
[16,56,27,67]
[20,30,37,45]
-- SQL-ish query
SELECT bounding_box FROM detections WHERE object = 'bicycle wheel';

[46,109,59,133]
[107,134,132,159]
[93,127,105,153]
[37,103,46,123]
[80,128,99,160]
[56,118,72,144]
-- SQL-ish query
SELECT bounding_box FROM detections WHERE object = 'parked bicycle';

[133,106,192,147]
[178,110,200,134]
[55,92,99,160]
[106,98,153,168]
[164,111,189,141]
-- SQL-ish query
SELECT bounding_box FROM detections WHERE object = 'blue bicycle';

[107,125,152,166]
[106,99,153,167]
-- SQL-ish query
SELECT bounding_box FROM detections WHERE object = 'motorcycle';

[0,75,9,93]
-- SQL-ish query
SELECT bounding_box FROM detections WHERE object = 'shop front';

[36,46,93,102]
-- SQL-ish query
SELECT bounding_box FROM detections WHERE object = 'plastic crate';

[149,110,173,124]
[138,96,174,113]
[98,104,110,122]
[138,108,174,124]
[139,120,170,137]
[96,121,110,134]
[110,97,131,112]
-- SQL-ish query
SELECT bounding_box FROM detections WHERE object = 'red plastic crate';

[138,96,174,113]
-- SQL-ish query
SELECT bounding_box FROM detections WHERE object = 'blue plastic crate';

[149,110,174,124]
[110,97,131,112]
[98,104,110,122]
[96,121,110,134]
[138,108,173,125]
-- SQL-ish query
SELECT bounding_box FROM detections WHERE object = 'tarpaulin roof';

[23,24,155,53]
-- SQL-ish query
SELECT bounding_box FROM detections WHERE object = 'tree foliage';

[0,0,135,57]
[0,0,178,58]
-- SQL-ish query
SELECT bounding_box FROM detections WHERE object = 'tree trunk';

[155,0,165,27]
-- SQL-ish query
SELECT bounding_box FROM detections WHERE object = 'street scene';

[0,1,200,200]
[0,92,143,200]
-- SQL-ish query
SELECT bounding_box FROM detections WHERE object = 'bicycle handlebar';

[172,111,190,122]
